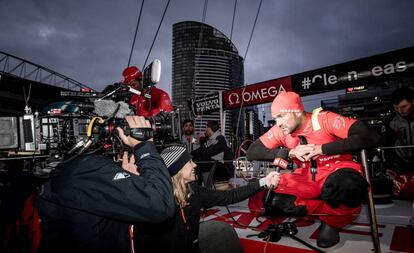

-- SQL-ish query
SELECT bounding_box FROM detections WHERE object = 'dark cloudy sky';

[1,0,413,96]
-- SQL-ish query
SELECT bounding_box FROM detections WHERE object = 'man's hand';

[117,116,152,148]
[122,151,140,175]
[288,144,314,161]
[289,144,323,161]
[264,171,281,188]
[302,144,323,161]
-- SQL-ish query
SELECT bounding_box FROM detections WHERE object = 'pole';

[361,149,381,253]
[219,91,225,135]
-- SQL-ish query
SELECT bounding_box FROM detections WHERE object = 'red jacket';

[256,110,363,228]
[259,111,357,149]
[129,87,173,117]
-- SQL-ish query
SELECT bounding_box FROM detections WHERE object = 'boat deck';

[203,199,414,252]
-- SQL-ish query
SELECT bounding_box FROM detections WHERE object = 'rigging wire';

[243,0,263,61]
[235,0,263,144]
[191,0,209,131]
[127,0,145,67]
[142,0,171,69]
[202,0,209,22]
[230,0,238,41]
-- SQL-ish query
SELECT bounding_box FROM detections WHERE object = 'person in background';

[122,66,173,117]
[384,87,414,201]
[247,91,380,248]
[192,121,234,186]
[130,145,281,253]
[181,119,199,153]
[388,87,414,173]
[37,116,175,253]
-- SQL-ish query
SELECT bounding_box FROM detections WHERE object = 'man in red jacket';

[122,66,173,117]
[247,91,379,248]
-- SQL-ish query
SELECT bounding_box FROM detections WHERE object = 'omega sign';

[223,77,292,110]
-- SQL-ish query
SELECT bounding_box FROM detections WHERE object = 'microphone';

[272,149,289,173]
[264,149,289,205]
[93,99,132,118]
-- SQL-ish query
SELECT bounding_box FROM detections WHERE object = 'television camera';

[0,60,181,175]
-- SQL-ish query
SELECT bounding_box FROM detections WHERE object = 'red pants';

[275,160,363,228]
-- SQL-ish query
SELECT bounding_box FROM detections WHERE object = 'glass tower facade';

[172,21,244,142]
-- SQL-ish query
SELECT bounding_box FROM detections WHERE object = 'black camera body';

[0,99,181,156]
[0,60,181,174]
[258,222,298,242]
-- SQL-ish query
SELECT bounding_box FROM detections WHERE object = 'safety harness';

[298,107,323,181]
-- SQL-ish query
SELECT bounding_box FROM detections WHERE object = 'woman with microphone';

[123,144,280,253]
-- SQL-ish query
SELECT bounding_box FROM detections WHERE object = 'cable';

[87,117,105,137]
[142,0,171,69]
[202,0,208,22]
[127,0,145,67]
[235,0,264,145]
[263,235,270,253]
[205,204,263,229]
[191,0,209,131]
[224,205,259,228]
[243,0,263,61]
[23,83,32,106]
[230,0,237,41]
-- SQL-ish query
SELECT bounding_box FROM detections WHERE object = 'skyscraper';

[172,21,244,142]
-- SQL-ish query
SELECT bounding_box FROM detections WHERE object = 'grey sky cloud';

[1,0,413,95]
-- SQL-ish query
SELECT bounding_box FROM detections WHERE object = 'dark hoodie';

[37,141,174,253]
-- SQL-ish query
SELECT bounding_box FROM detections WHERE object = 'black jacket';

[134,181,263,253]
[192,132,234,180]
[37,142,175,253]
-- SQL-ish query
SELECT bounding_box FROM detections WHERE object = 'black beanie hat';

[160,145,192,176]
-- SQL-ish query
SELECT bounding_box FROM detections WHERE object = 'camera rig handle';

[123,122,154,142]
[128,128,154,141]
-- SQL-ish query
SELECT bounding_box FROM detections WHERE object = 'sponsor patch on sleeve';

[113,171,131,181]
[140,153,150,159]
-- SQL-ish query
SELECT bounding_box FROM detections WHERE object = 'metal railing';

[0,51,93,91]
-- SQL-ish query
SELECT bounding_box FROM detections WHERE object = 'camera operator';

[37,116,175,253]
[122,66,173,117]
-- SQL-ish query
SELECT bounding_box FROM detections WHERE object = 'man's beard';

[284,118,301,135]
[401,108,414,119]
[184,130,193,135]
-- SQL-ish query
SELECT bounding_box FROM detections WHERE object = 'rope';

[23,83,32,106]
[374,144,414,150]
[235,0,264,144]
[230,0,237,40]
[202,0,208,22]
[142,0,171,69]
[243,0,263,61]
[191,0,209,129]
[127,0,145,67]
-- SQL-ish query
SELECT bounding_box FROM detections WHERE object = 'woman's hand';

[264,171,281,188]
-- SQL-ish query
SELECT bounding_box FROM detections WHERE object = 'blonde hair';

[172,171,193,207]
